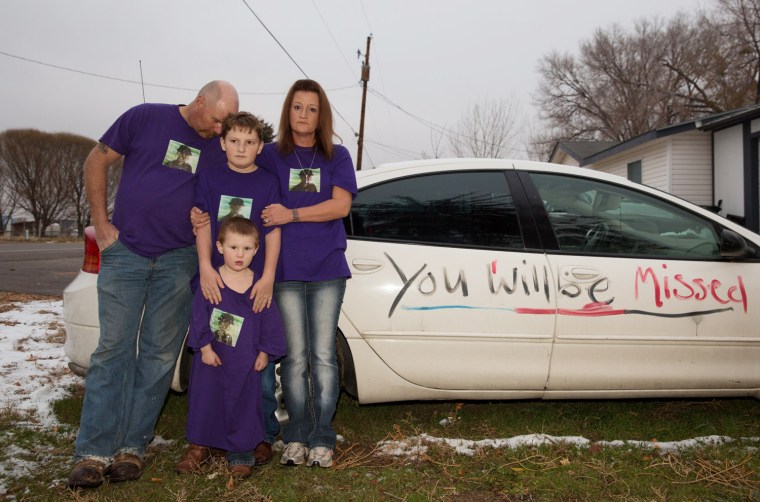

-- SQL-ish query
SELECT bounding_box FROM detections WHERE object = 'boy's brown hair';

[217,216,260,248]
[221,112,264,141]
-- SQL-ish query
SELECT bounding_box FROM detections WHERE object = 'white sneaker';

[280,442,308,466]
[307,446,333,468]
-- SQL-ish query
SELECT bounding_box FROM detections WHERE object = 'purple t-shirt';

[101,103,227,257]
[194,163,281,275]
[258,143,357,282]
[186,283,286,452]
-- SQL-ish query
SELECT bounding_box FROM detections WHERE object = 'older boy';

[191,111,283,466]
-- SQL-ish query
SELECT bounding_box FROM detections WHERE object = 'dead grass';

[652,451,760,494]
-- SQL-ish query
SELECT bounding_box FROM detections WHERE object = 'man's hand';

[199,262,225,304]
[190,207,211,232]
[93,222,119,252]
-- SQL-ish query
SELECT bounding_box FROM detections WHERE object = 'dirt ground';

[0,291,61,308]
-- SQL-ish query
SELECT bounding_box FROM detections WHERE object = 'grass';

[2,390,759,501]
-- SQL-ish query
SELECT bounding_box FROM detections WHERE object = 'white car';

[64,159,760,406]
[62,226,191,393]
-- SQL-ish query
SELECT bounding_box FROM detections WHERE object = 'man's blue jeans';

[275,279,346,450]
[75,240,197,461]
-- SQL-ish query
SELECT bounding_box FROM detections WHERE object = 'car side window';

[348,171,524,249]
[530,173,721,258]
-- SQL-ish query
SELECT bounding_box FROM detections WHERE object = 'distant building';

[549,104,760,232]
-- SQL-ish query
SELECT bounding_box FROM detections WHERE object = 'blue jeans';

[75,240,197,461]
[262,361,279,444]
[275,279,346,450]
[227,450,254,466]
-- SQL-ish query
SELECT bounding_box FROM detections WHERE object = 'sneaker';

[280,442,308,466]
[307,446,333,468]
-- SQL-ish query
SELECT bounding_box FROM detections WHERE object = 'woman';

[259,79,356,468]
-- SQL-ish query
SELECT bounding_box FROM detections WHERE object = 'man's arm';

[195,218,224,304]
[84,142,122,251]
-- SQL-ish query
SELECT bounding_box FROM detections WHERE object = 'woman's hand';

[261,204,289,227]
[250,276,274,313]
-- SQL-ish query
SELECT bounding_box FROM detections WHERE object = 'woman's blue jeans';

[74,240,197,461]
[261,361,279,444]
[275,278,346,450]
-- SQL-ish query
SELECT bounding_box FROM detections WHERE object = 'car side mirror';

[720,228,755,259]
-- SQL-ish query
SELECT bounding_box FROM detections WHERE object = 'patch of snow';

[0,299,80,427]
[377,433,760,458]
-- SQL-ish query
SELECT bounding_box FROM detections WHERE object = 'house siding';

[583,132,712,206]
[714,125,744,217]
[669,131,713,206]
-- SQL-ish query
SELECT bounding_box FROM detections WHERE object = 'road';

[0,240,84,296]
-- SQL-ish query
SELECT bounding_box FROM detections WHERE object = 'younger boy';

[177,217,286,478]
[191,112,283,463]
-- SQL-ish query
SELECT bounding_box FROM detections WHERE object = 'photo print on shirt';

[218,195,253,222]
[162,140,200,173]
[289,168,320,193]
[211,308,243,347]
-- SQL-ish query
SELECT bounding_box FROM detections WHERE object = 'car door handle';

[351,258,383,272]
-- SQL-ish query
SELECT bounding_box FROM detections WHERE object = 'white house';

[549,104,760,232]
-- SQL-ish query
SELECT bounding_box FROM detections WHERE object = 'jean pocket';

[100,239,121,255]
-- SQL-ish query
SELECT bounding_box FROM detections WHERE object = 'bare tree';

[534,18,692,144]
[56,133,98,236]
[0,129,95,237]
[0,153,19,234]
[421,129,448,159]
[713,0,760,104]
[532,0,760,153]
[449,97,522,158]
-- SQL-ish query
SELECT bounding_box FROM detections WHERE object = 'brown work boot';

[175,444,211,474]
[230,464,253,479]
[253,441,273,465]
[67,458,106,489]
[107,452,143,483]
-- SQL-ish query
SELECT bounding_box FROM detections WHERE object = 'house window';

[627,160,642,183]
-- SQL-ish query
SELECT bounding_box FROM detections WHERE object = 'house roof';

[549,140,619,163]
[696,103,760,131]
[550,104,760,166]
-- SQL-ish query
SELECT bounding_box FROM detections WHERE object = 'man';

[68,81,239,489]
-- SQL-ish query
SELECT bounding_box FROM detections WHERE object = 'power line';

[368,88,529,155]
[239,0,359,137]
[0,50,355,96]
[310,0,357,80]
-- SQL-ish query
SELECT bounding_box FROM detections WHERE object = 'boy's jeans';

[75,240,197,461]
[275,278,346,450]
[262,361,279,444]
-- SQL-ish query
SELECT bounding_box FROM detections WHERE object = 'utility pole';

[356,35,371,171]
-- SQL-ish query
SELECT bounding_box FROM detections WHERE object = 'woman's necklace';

[294,146,316,171]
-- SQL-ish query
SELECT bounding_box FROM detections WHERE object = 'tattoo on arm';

[97,142,110,154]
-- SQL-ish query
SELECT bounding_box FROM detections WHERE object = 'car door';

[524,170,760,396]
[342,169,555,392]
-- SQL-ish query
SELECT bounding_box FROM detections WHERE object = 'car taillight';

[82,226,101,274]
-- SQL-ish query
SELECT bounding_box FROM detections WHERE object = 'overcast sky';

[1,0,706,168]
